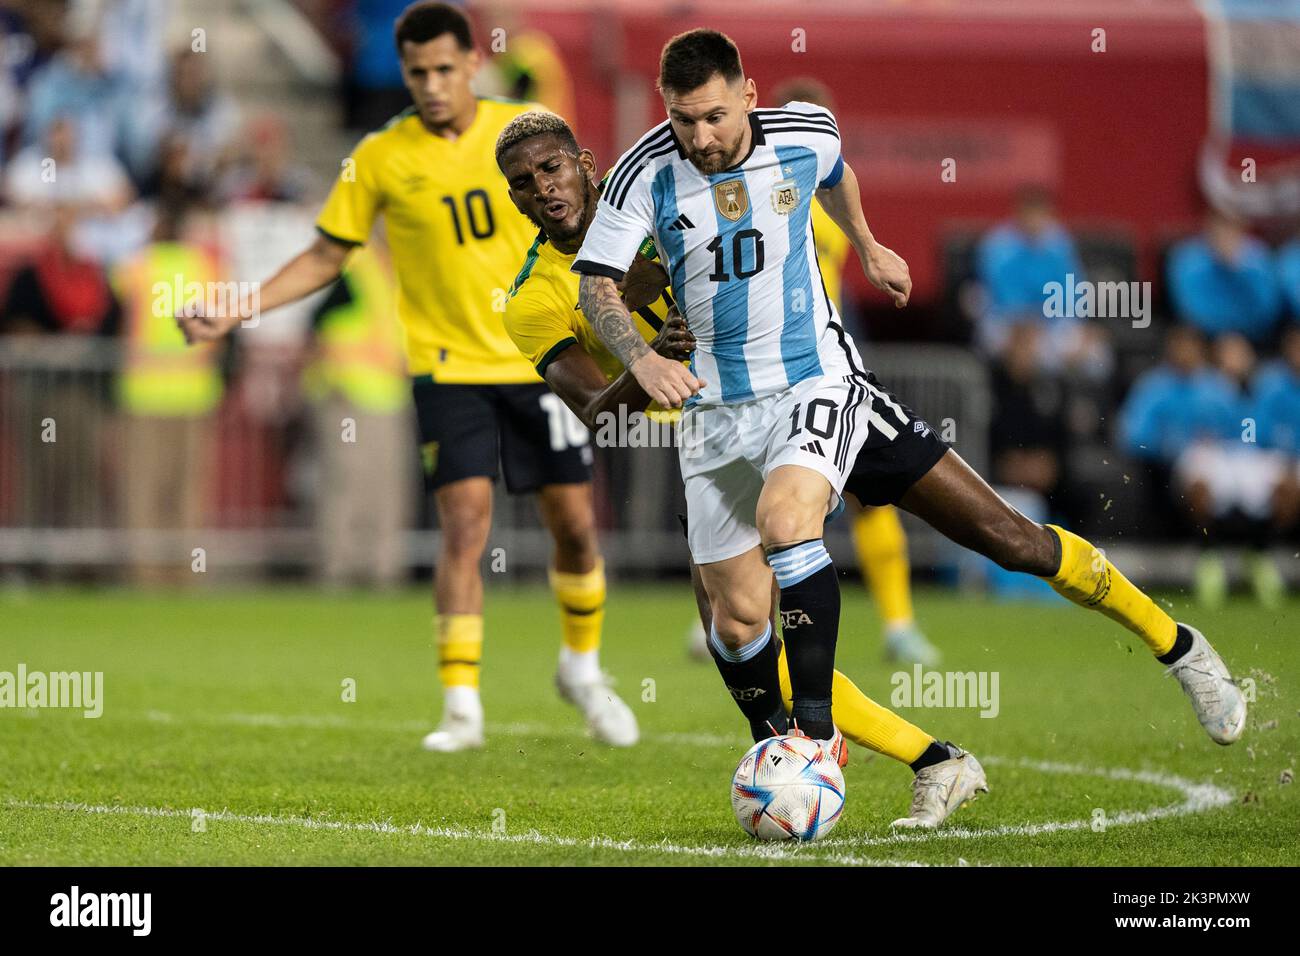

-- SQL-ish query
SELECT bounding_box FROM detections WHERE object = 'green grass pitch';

[1,583,1296,866]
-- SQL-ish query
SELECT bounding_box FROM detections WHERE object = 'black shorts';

[841,371,949,507]
[411,378,593,495]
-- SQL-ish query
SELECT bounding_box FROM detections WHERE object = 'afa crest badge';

[771,179,799,215]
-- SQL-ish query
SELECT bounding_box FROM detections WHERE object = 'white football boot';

[555,662,640,747]
[891,742,989,829]
[421,686,485,752]
[883,623,941,667]
[1165,623,1247,745]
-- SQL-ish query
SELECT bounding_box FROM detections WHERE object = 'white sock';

[558,646,600,685]
[443,684,482,721]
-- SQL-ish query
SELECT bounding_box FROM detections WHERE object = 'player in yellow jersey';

[177,2,638,753]
[770,78,941,667]
[496,109,993,828]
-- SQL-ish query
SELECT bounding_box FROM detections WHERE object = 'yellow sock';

[853,506,914,627]
[436,614,483,689]
[1043,524,1177,656]
[549,559,605,654]
[776,640,932,764]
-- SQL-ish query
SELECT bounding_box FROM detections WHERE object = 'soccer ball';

[731,734,845,841]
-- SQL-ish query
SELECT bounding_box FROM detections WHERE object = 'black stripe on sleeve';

[635,305,664,333]
[605,126,674,209]
[758,123,840,142]
[571,259,627,283]
[315,225,364,247]
[536,336,580,377]
[757,107,839,132]
[610,143,679,210]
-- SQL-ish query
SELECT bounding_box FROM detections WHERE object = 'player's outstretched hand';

[863,243,912,308]
[651,307,695,362]
[629,348,705,407]
[175,301,242,345]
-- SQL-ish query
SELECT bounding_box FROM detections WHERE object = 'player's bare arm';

[816,162,911,308]
[579,274,705,407]
[545,310,695,430]
[177,233,352,344]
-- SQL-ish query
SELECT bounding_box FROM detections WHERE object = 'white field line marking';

[15,711,1235,861]
[3,799,953,868]
[811,755,1235,850]
[133,709,1237,841]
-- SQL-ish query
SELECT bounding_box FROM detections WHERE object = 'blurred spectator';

[1254,324,1300,451]
[4,113,148,262]
[215,115,317,205]
[1119,324,1236,470]
[22,19,133,167]
[131,47,240,189]
[302,243,412,589]
[974,186,1111,379]
[0,2,40,164]
[136,129,209,208]
[477,4,575,123]
[989,321,1068,508]
[1120,324,1291,606]
[95,0,167,93]
[111,201,224,585]
[1166,209,1282,343]
[0,202,120,532]
[1253,322,1300,550]
[0,202,119,335]
[1277,234,1300,320]
[341,0,414,131]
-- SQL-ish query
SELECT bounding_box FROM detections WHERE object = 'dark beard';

[688,141,741,175]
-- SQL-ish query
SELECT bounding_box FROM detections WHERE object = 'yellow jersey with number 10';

[316,98,541,383]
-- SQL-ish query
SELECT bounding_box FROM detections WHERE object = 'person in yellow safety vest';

[303,243,414,588]
[782,78,941,667]
[113,201,224,584]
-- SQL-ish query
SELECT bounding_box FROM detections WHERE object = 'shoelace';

[1166,654,1228,706]
[906,770,950,817]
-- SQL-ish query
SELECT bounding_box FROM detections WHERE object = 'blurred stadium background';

[2,0,1299,601]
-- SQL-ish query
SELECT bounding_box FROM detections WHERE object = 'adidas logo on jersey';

[799,439,826,456]
[667,213,695,231]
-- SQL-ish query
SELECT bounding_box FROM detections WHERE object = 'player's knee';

[755,498,823,548]
[438,507,491,562]
[548,511,597,560]
[709,610,768,652]
[705,584,769,649]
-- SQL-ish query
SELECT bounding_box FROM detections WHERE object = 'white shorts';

[1174,442,1295,519]
[678,373,886,564]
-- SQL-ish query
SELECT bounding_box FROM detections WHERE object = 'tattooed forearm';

[579,274,652,369]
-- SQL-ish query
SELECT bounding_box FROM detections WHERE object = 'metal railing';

[0,338,993,577]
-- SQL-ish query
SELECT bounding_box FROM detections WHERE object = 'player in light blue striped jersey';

[573,29,913,757]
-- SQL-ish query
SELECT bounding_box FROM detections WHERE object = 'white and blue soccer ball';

[731,734,845,841]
